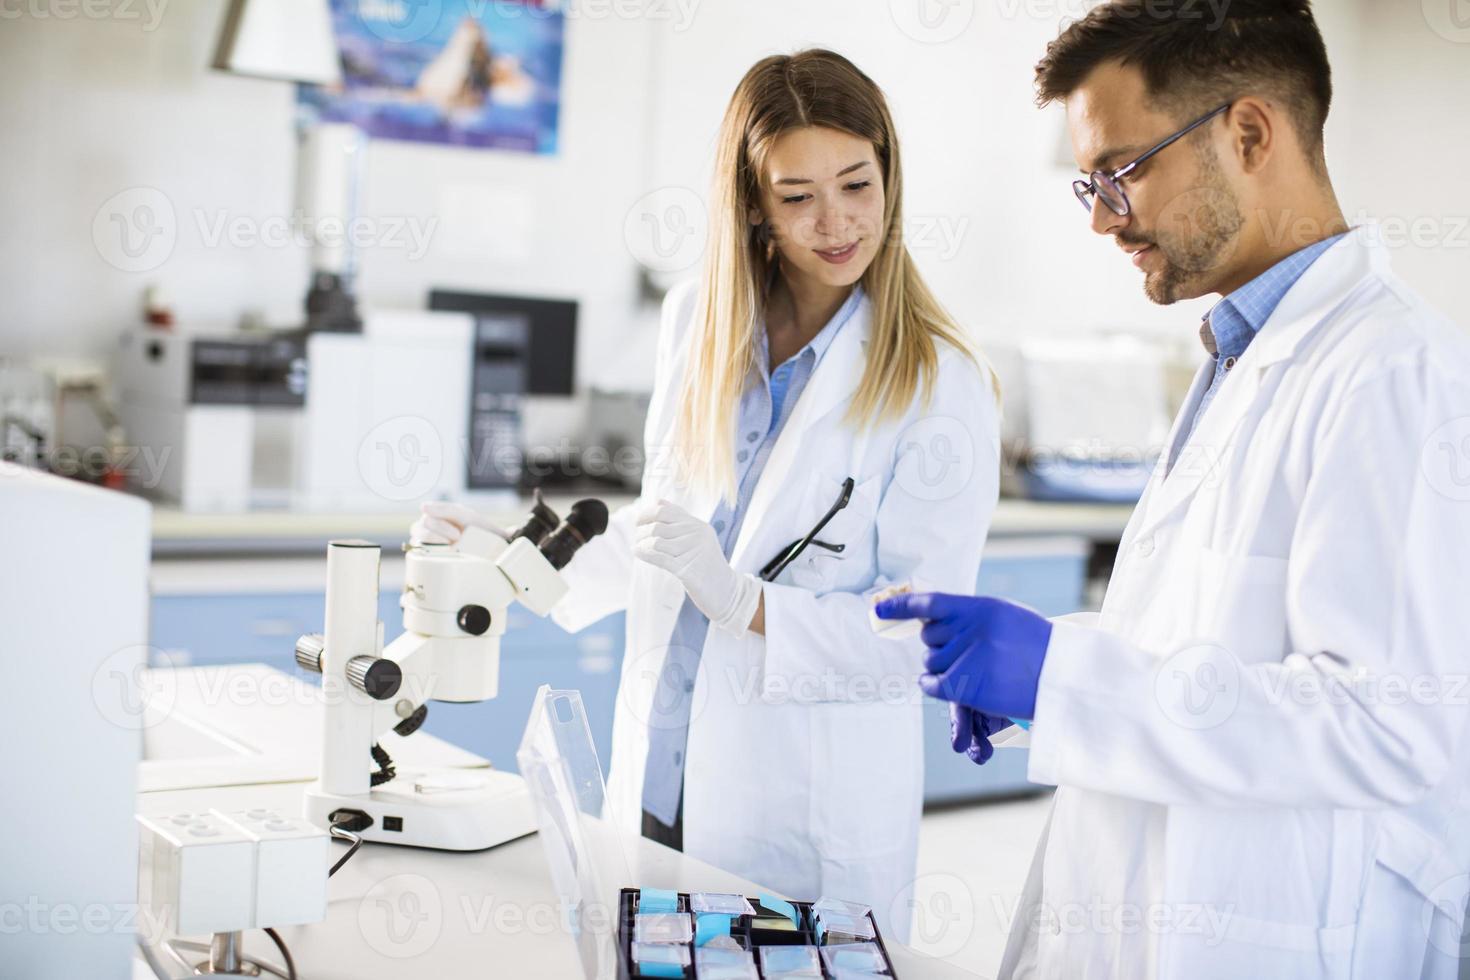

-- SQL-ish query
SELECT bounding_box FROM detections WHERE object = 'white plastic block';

[214,808,330,928]
[136,811,255,935]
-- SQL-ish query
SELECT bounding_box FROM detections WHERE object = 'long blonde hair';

[675,48,990,499]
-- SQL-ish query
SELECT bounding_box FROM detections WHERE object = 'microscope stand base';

[305,768,536,851]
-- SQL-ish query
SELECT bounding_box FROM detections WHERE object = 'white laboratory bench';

[148,496,1135,556]
[134,666,984,979]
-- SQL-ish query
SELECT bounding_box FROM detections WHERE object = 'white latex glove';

[409,501,510,546]
[633,499,762,636]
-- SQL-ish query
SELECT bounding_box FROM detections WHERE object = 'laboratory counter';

[133,665,987,979]
[149,495,1135,557]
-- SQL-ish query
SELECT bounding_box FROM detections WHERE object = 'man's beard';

[1138,147,1245,305]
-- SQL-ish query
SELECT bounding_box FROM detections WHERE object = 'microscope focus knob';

[346,656,403,700]
[457,605,492,636]
[295,634,325,673]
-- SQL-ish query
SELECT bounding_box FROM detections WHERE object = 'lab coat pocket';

[784,472,880,593]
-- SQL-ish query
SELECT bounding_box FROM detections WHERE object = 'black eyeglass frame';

[1072,102,1232,217]
[758,476,855,583]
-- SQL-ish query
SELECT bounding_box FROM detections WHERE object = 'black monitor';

[429,290,578,395]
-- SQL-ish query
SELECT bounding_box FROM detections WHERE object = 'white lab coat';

[553,281,999,938]
[997,229,1470,979]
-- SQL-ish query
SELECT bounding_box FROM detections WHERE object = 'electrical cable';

[262,927,298,980]
[369,742,396,786]
[328,823,364,878]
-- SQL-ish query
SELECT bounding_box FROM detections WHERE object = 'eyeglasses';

[759,477,854,582]
[1072,103,1231,218]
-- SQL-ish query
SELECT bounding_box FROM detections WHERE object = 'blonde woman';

[415,49,999,937]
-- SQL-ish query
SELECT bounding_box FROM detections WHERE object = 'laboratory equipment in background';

[4,469,150,980]
[992,337,1174,502]
[214,0,365,333]
[1,357,128,486]
[429,289,578,395]
[113,326,307,511]
[466,313,531,491]
[1,357,55,471]
[296,309,478,510]
[586,388,652,491]
[292,494,609,849]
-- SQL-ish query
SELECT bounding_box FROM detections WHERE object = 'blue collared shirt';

[640,286,863,826]
[1171,234,1346,471]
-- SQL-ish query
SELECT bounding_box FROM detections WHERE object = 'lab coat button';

[1136,536,1156,557]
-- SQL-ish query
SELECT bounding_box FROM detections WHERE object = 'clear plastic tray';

[517,686,634,979]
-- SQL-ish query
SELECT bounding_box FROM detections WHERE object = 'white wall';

[0,0,659,395]
[0,0,1464,401]
[639,0,1425,356]
[1332,0,1470,325]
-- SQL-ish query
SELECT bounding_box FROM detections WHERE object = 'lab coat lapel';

[1132,230,1377,539]
[728,298,871,568]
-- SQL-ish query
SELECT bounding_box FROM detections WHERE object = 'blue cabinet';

[149,589,624,775]
[920,539,1091,805]
[151,535,1089,805]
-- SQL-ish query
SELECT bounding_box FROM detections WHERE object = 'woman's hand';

[634,499,763,636]
[409,501,510,546]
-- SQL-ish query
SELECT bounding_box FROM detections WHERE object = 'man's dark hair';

[1035,0,1333,169]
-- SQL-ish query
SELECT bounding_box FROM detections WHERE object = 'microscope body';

[299,526,572,850]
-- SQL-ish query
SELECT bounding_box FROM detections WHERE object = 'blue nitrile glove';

[950,704,1015,765]
[875,593,1051,722]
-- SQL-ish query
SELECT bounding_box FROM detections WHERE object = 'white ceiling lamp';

[212,0,343,86]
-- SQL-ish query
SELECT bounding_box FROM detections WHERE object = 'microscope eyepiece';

[538,498,609,570]
[507,488,560,546]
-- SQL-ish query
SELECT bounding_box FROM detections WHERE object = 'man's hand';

[875,592,1052,721]
[950,704,1015,765]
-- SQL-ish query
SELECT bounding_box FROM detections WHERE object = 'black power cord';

[327,808,372,878]
[369,742,396,787]
[262,927,298,980]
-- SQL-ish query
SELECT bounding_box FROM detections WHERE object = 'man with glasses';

[878,1,1470,976]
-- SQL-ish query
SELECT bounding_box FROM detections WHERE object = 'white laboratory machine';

[114,309,517,512]
[292,493,610,849]
[113,326,308,511]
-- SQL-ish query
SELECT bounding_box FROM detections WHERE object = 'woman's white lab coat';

[997,229,1470,979]
[552,282,999,938]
